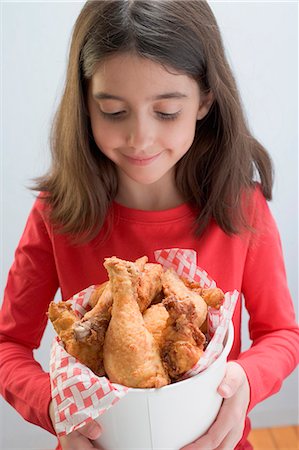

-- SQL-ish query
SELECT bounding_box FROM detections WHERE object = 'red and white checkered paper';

[50,248,239,436]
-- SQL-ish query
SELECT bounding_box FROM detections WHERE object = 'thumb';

[217,361,246,399]
[78,420,102,440]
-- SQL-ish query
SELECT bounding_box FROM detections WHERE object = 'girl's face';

[87,53,212,187]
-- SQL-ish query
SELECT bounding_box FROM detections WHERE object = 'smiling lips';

[123,152,162,166]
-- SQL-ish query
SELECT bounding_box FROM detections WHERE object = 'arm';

[238,188,299,410]
[182,187,299,450]
[0,197,59,433]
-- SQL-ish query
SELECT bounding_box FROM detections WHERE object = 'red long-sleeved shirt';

[0,186,298,449]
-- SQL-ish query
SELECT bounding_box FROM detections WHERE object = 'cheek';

[168,118,197,152]
[90,120,121,156]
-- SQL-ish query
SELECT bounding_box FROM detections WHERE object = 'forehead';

[90,53,200,98]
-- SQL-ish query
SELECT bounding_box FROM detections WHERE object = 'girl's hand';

[181,361,250,450]
[49,400,103,449]
[58,423,102,450]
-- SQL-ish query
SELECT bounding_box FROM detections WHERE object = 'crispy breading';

[162,268,208,328]
[161,296,206,380]
[48,301,105,375]
[143,303,169,348]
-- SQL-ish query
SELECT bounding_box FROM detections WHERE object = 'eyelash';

[100,111,181,121]
[157,111,180,121]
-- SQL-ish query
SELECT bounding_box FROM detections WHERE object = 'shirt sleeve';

[0,197,59,434]
[236,187,299,411]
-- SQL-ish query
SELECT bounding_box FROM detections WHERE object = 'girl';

[1,1,298,450]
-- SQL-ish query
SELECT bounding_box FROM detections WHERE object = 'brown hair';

[34,0,273,241]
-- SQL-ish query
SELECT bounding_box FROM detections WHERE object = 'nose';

[126,114,154,151]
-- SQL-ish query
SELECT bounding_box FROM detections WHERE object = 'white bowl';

[94,321,234,450]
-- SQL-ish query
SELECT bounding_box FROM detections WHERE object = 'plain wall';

[1,1,298,448]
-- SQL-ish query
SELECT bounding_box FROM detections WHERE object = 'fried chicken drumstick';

[48,301,104,375]
[161,296,206,380]
[162,268,208,328]
[103,256,170,388]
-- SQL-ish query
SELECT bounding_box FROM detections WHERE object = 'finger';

[59,431,96,450]
[181,444,198,450]
[217,362,246,398]
[215,424,244,450]
[79,420,102,440]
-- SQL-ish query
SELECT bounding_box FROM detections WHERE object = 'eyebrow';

[94,92,188,101]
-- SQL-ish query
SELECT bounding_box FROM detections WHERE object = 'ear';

[197,91,214,120]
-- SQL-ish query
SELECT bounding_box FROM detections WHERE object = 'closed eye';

[100,110,126,120]
[156,111,181,120]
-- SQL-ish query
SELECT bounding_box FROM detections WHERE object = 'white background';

[1,1,298,449]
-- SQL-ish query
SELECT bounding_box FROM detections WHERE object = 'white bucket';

[94,321,234,450]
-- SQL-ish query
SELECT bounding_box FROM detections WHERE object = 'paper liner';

[49,248,238,436]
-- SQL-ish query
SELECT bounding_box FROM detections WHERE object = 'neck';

[115,170,185,211]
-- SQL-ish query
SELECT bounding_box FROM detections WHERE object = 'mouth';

[123,152,162,166]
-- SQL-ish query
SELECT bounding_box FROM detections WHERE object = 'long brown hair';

[34,0,273,241]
